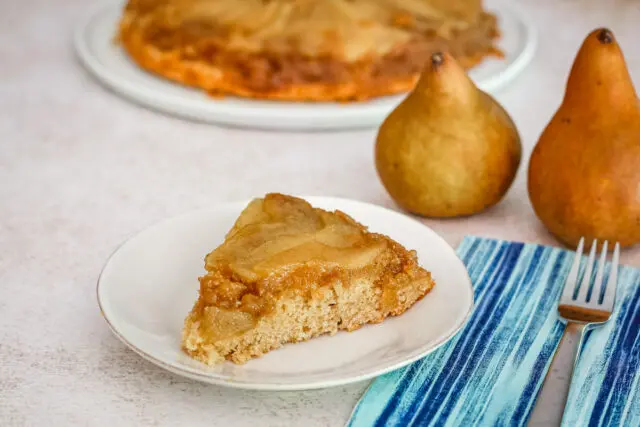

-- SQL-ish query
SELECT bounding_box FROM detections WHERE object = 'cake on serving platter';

[118,0,500,101]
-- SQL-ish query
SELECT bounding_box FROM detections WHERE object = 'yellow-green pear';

[376,52,521,217]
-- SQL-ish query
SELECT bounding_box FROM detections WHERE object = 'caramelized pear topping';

[193,194,427,324]
[205,194,385,281]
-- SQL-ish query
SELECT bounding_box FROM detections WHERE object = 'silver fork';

[530,238,620,426]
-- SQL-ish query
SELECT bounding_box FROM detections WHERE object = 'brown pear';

[528,28,640,249]
[375,52,521,217]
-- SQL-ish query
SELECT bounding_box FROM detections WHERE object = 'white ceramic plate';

[74,0,536,131]
[97,197,473,390]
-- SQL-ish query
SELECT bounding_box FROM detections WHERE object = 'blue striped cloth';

[348,236,639,427]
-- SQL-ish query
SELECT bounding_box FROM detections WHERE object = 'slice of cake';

[182,193,435,365]
[118,0,500,101]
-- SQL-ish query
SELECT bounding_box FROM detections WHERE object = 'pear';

[375,52,521,217]
[528,28,640,249]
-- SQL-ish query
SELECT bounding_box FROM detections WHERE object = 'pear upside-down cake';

[182,194,435,365]
[118,0,500,101]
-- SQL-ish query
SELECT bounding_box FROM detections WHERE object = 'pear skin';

[376,52,521,217]
[528,28,640,249]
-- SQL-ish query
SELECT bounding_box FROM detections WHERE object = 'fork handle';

[529,321,587,426]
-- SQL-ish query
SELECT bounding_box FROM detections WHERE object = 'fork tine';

[591,240,608,302]
[561,237,584,303]
[602,242,620,310]
[576,239,597,302]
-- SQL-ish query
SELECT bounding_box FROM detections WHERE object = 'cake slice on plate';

[182,193,435,365]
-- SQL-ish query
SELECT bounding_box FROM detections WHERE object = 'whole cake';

[118,0,500,101]
[182,194,435,365]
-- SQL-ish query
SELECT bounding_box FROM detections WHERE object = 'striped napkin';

[348,236,639,427]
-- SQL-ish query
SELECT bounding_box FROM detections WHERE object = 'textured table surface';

[1,0,640,426]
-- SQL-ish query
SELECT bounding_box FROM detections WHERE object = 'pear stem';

[431,52,444,68]
[597,28,614,44]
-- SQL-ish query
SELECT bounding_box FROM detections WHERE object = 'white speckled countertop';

[1,0,639,425]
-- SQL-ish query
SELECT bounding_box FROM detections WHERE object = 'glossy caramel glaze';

[195,194,427,319]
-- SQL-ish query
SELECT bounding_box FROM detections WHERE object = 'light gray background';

[1,0,639,425]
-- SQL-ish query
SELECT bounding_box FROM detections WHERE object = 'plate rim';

[96,196,474,391]
[74,0,536,131]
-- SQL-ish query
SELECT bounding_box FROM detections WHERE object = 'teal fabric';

[347,236,639,427]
